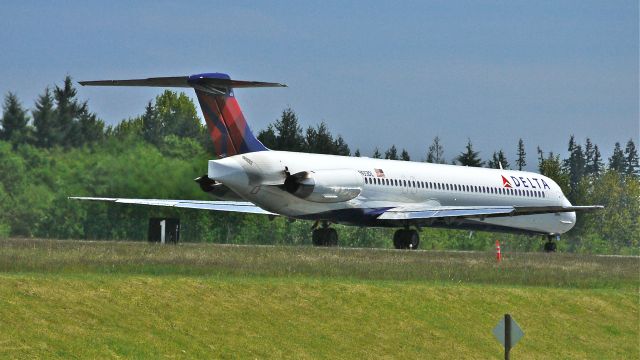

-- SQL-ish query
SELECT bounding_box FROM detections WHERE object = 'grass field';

[0,238,638,359]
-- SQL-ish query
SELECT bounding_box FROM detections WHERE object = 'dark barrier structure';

[148,218,180,244]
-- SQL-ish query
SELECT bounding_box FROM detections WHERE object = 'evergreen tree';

[400,149,410,161]
[499,149,510,169]
[623,139,639,176]
[487,150,510,169]
[65,112,86,147]
[384,145,398,160]
[273,107,304,151]
[305,122,335,154]
[52,76,107,147]
[515,138,526,170]
[488,151,498,169]
[426,136,445,163]
[563,135,585,200]
[592,145,604,177]
[372,147,382,158]
[257,124,277,149]
[333,135,350,156]
[32,88,56,148]
[0,92,29,143]
[304,126,318,153]
[457,139,484,167]
[536,146,545,172]
[53,76,84,147]
[77,112,105,144]
[584,138,595,176]
[141,101,162,146]
[608,142,625,173]
[354,149,361,157]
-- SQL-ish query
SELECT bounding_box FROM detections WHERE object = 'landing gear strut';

[393,228,420,250]
[312,222,338,247]
[544,235,558,253]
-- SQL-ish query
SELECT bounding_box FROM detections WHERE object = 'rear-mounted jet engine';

[284,169,363,203]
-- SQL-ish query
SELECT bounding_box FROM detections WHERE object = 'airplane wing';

[69,197,276,215]
[377,204,604,220]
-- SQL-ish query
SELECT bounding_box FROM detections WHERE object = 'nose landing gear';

[543,234,558,252]
[393,228,420,250]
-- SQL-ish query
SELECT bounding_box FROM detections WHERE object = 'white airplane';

[72,73,603,251]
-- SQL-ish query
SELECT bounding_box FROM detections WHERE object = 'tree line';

[0,77,638,254]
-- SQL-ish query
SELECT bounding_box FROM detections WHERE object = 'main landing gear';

[393,228,420,250]
[543,234,558,253]
[312,221,338,247]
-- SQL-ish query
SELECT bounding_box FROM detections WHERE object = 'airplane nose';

[208,158,248,186]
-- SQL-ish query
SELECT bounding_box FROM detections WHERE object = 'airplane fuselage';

[208,150,576,235]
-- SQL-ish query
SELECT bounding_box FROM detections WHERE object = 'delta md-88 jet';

[72,73,603,251]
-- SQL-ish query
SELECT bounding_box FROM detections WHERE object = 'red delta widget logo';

[501,175,550,190]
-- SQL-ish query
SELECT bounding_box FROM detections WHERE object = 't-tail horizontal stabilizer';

[79,74,286,94]
[79,72,287,158]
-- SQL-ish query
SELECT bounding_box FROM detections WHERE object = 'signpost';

[493,314,524,359]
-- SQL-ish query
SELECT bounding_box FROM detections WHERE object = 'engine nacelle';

[284,169,363,203]
[195,175,244,201]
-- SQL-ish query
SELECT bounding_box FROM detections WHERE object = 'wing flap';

[513,205,604,215]
[69,197,276,215]
[378,206,514,220]
[377,204,603,220]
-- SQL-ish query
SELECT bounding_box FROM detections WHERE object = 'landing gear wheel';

[326,228,338,247]
[544,240,557,252]
[393,229,420,250]
[393,229,405,249]
[312,229,324,246]
[543,235,558,253]
[311,227,339,247]
[408,230,420,250]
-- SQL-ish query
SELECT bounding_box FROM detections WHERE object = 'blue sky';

[1,1,637,168]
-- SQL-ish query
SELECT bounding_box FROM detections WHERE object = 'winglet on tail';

[80,73,286,158]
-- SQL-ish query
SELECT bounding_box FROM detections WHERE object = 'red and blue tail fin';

[79,72,286,158]
[189,73,271,157]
